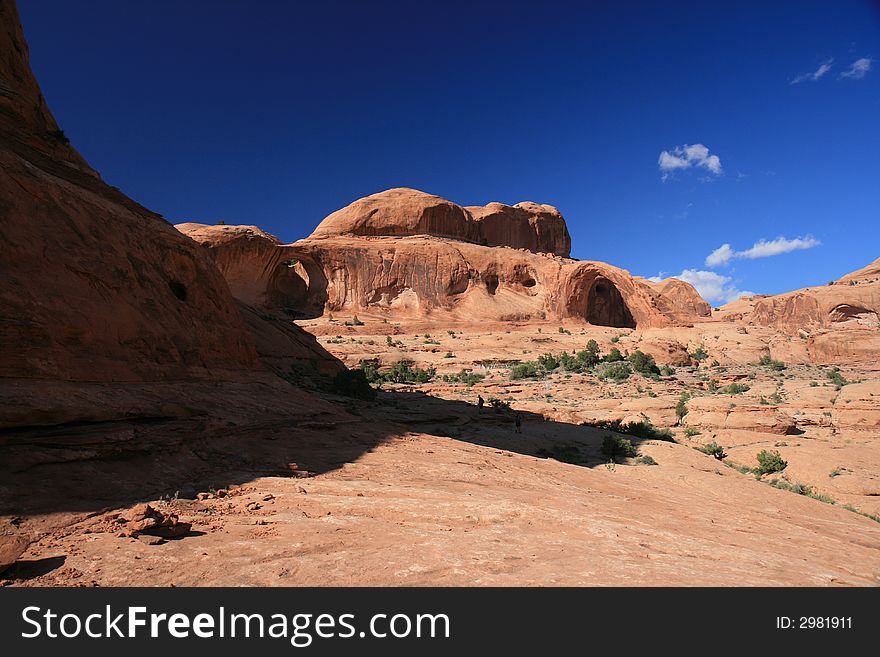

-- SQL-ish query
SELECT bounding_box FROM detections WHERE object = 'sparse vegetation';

[675,393,689,422]
[601,434,637,461]
[586,418,675,442]
[759,355,786,371]
[596,360,632,382]
[696,442,727,460]
[825,367,848,388]
[721,382,750,395]
[358,359,435,385]
[344,315,364,326]
[442,369,485,386]
[755,449,788,475]
[488,397,511,411]
[691,345,709,361]
[628,350,660,377]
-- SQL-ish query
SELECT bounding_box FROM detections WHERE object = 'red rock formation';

[466,201,571,257]
[645,278,712,318]
[311,188,571,256]
[722,258,880,365]
[0,0,341,427]
[180,211,708,329]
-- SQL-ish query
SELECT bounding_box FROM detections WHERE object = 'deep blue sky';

[20,0,880,303]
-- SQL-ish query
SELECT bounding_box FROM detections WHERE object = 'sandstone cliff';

[311,188,571,257]
[0,0,340,428]
[180,191,710,330]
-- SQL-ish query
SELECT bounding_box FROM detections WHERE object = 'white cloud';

[840,57,871,79]
[658,143,723,181]
[676,269,754,304]
[790,59,834,84]
[704,235,821,267]
[705,243,735,267]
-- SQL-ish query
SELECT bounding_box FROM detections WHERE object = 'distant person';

[514,413,522,433]
[477,395,484,411]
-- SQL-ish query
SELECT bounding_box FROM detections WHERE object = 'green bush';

[442,369,485,386]
[577,340,601,368]
[634,455,657,465]
[691,346,709,361]
[331,368,376,400]
[488,397,511,410]
[628,350,660,377]
[603,347,625,362]
[596,361,632,382]
[511,361,544,380]
[755,449,787,475]
[721,382,750,395]
[601,434,637,460]
[675,393,689,421]
[659,364,676,376]
[758,355,786,370]
[588,418,675,442]
[537,353,560,371]
[825,368,848,388]
[696,442,727,460]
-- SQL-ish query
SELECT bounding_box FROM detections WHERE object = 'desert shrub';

[758,355,786,370]
[444,351,455,358]
[331,368,376,400]
[675,393,689,421]
[683,427,700,437]
[601,434,637,460]
[634,455,657,465]
[624,420,675,442]
[442,369,485,386]
[537,353,560,371]
[365,360,435,384]
[628,350,660,377]
[488,397,511,410]
[696,442,727,460]
[49,128,70,145]
[511,361,544,380]
[603,347,625,362]
[216,219,226,225]
[596,361,632,382]
[359,360,382,384]
[610,335,620,343]
[344,315,364,326]
[577,340,601,368]
[588,418,674,442]
[825,367,848,388]
[755,449,787,475]
[659,364,676,376]
[691,346,709,361]
[722,382,750,395]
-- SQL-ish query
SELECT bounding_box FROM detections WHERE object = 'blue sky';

[20,0,879,304]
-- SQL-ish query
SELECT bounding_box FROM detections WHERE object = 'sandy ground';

[3,317,880,586]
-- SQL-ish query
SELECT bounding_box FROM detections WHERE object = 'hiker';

[514,412,522,433]
[477,395,484,411]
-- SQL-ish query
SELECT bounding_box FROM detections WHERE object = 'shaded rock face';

[0,1,342,428]
[0,0,261,383]
[311,188,571,257]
